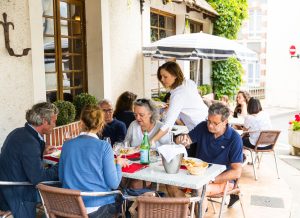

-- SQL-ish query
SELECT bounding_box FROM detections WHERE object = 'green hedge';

[73,93,98,118]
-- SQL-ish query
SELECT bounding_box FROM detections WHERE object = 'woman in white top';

[125,98,170,148]
[151,61,208,144]
[243,97,272,149]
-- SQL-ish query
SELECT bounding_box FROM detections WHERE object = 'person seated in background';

[114,91,137,129]
[98,99,126,146]
[242,97,272,150]
[59,105,128,218]
[0,102,59,218]
[168,102,243,213]
[125,98,171,148]
[233,90,251,118]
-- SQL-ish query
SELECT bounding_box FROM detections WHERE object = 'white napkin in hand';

[157,144,187,163]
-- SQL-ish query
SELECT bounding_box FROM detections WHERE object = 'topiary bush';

[73,93,98,118]
[53,100,76,126]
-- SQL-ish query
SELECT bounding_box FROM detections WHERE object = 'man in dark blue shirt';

[99,99,126,145]
[168,102,243,212]
[0,102,59,218]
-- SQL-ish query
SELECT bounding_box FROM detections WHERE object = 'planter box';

[288,130,300,156]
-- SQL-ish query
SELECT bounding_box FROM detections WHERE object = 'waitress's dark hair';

[247,97,262,115]
[157,61,184,89]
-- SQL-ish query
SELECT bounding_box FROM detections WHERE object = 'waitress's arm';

[151,93,184,144]
[150,128,169,145]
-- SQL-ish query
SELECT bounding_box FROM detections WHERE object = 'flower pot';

[288,130,300,156]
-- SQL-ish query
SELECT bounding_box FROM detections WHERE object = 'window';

[248,9,262,38]
[150,9,175,42]
[189,20,203,85]
[247,62,260,86]
[42,0,87,102]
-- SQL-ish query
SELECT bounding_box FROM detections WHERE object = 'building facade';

[0,0,216,146]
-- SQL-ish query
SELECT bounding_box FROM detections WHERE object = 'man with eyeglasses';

[168,102,243,211]
[98,99,126,146]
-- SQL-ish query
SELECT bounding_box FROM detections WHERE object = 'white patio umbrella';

[143,32,257,62]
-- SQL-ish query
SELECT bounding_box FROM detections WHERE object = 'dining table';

[122,159,226,218]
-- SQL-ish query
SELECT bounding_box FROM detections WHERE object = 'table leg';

[197,184,206,218]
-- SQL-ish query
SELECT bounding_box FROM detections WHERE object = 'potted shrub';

[73,93,98,118]
[289,113,300,156]
[198,85,207,96]
[53,100,76,126]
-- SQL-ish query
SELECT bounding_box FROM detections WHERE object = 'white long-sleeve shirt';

[161,79,208,131]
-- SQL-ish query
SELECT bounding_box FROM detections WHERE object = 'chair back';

[137,196,190,218]
[37,184,88,218]
[255,130,281,151]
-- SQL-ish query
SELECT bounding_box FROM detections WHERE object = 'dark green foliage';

[73,93,98,118]
[207,0,248,99]
[54,100,76,126]
[207,0,248,40]
[212,57,244,99]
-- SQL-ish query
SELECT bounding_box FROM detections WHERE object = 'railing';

[245,86,265,99]
[43,121,81,147]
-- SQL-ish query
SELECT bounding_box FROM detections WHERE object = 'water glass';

[104,137,111,145]
[64,131,71,142]
[113,142,122,156]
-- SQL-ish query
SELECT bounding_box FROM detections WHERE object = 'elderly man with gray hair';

[0,102,59,218]
[98,99,126,146]
[168,102,243,213]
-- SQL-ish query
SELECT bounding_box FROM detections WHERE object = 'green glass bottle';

[140,131,150,164]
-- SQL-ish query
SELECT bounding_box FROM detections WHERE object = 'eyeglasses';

[102,109,113,113]
[135,98,151,107]
[136,98,149,104]
[206,119,224,127]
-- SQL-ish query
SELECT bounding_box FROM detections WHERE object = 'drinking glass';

[104,137,111,145]
[113,142,122,156]
[64,131,71,142]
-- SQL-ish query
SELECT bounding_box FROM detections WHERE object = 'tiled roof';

[172,0,218,16]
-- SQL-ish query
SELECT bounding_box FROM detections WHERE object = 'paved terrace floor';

[205,153,300,218]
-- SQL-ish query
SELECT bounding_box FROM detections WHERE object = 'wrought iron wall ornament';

[0,13,31,57]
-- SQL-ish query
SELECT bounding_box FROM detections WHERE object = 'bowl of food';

[182,158,208,175]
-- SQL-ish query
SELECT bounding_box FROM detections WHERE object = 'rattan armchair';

[136,196,201,218]
[207,179,245,218]
[37,184,124,218]
[243,130,281,180]
[0,181,58,218]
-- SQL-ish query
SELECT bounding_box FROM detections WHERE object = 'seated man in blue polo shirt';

[98,99,126,146]
[168,102,243,212]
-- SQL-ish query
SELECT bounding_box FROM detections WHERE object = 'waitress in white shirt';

[151,61,208,145]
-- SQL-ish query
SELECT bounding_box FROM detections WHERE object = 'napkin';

[157,144,187,163]
[121,152,140,159]
[122,163,148,173]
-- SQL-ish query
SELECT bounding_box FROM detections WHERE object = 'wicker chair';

[243,130,281,180]
[37,184,124,218]
[136,196,200,218]
[207,179,245,218]
[0,181,57,218]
